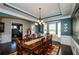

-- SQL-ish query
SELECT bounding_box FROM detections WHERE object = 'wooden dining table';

[19,35,53,55]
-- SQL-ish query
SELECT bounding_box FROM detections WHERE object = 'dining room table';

[23,37,44,49]
[19,37,46,54]
[20,35,53,55]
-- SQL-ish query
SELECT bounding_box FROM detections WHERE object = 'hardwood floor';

[61,44,73,55]
[0,41,73,55]
[0,41,16,55]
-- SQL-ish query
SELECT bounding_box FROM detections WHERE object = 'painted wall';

[61,18,72,36]
[0,19,2,43]
[0,18,31,43]
[0,12,12,17]
[60,18,72,46]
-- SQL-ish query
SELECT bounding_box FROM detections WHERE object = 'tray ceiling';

[0,3,75,22]
[7,3,75,19]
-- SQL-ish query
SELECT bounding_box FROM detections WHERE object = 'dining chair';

[16,39,31,55]
[32,37,45,55]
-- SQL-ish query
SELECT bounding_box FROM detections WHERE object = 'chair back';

[16,39,32,55]
[24,35,31,41]
[16,39,23,54]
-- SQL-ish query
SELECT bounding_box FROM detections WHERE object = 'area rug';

[9,44,60,55]
[43,45,60,55]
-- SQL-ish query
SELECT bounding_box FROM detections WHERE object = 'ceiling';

[9,3,75,19]
[0,3,76,21]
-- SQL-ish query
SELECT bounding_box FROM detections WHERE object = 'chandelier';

[35,8,44,25]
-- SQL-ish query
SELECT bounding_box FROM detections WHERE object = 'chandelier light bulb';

[35,23,38,25]
[39,22,41,25]
[43,22,45,25]
[41,20,43,23]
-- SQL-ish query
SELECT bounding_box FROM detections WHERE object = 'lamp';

[35,8,44,25]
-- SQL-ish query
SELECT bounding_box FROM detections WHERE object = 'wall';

[61,18,72,36]
[60,18,72,45]
[0,12,11,17]
[0,18,31,43]
[0,19,2,43]
[71,38,79,55]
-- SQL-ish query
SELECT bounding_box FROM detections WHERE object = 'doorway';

[11,23,23,41]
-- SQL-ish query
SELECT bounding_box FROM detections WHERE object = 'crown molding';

[4,3,37,19]
[45,15,71,22]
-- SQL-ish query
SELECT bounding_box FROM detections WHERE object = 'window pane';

[49,23,56,35]
[58,22,61,37]
[44,23,47,34]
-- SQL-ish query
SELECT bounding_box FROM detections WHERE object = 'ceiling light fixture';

[35,8,44,25]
